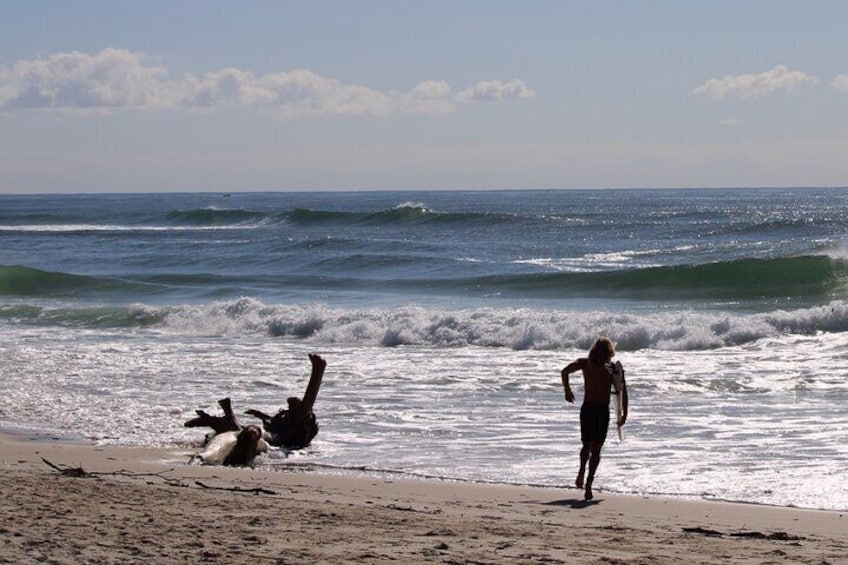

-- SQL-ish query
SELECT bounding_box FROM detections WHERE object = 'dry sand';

[1,432,845,564]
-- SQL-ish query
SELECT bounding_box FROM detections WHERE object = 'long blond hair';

[588,337,616,365]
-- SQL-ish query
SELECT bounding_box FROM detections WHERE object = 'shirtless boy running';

[561,337,628,500]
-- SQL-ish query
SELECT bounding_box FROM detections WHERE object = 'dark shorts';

[580,402,610,444]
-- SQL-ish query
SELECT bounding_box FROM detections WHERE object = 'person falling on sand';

[560,337,628,501]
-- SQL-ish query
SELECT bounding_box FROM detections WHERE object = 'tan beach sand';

[1,432,845,564]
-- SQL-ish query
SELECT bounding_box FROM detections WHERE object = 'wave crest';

[5,296,848,351]
[167,207,269,225]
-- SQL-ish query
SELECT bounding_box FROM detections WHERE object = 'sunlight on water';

[2,189,848,512]
[2,325,846,511]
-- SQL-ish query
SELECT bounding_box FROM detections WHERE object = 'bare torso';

[572,358,614,404]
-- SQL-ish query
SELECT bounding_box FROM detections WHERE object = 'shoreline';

[4,426,843,514]
[1,432,845,564]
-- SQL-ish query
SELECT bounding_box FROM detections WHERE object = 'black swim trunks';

[580,402,610,444]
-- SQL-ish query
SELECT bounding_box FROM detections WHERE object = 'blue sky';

[2,1,848,193]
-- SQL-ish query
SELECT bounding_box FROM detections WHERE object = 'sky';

[2,0,848,194]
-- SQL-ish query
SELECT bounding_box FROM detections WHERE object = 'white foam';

[135,297,848,353]
[0,224,255,232]
[2,310,847,511]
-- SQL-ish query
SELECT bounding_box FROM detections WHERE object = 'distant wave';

[0,224,177,233]
[283,205,519,227]
[3,254,846,302]
[66,204,525,229]
[167,207,269,226]
[0,265,155,297]
[146,204,523,228]
[0,265,114,296]
[461,255,848,300]
[0,302,165,328]
[3,296,848,351]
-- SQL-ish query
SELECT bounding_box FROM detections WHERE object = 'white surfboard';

[611,361,625,441]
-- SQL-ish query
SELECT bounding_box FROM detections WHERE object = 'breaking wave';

[3,296,848,351]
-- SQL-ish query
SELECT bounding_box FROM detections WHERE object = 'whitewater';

[1,188,847,511]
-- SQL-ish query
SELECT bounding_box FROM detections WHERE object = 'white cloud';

[0,48,178,109]
[692,65,819,99]
[831,74,848,92]
[400,80,455,114]
[184,67,394,117]
[720,116,739,126]
[0,49,532,118]
[456,79,536,102]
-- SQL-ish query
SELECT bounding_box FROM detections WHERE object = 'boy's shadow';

[544,498,602,509]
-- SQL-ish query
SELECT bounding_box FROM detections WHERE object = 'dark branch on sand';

[41,458,179,484]
[682,526,804,541]
[41,457,88,477]
[39,458,280,495]
[195,480,278,495]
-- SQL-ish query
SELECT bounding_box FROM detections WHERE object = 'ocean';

[1,188,847,511]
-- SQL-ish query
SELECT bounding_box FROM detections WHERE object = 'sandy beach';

[0,432,845,564]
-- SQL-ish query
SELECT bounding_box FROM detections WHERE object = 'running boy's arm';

[560,359,586,403]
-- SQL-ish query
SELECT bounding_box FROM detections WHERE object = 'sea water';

[1,188,847,511]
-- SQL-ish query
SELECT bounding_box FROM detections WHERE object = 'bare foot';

[584,486,593,501]
[575,473,584,489]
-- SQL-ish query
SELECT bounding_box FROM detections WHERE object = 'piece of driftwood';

[185,354,326,456]
[41,458,180,484]
[244,353,325,449]
[40,458,278,493]
[683,526,803,541]
[41,457,88,477]
[184,397,241,434]
[195,481,277,495]
[222,425,267,466]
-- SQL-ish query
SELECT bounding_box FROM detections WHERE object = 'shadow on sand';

[543,498,602,509]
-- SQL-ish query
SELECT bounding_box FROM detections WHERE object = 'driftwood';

[41,458,180,484]
[682,527,804,541]
[195,481,278,495]
[184,354,326,461]
[40,458,277,494]
[184,397,241,434]
[244,353,325,449]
